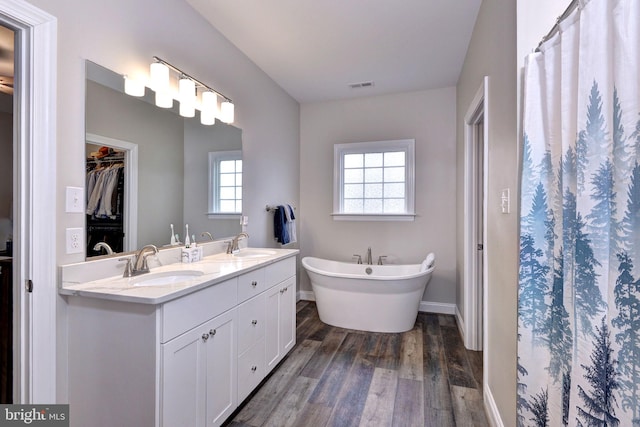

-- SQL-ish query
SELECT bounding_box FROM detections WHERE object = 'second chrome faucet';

[120,244,158,277]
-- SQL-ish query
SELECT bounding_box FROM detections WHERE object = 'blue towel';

[274,205,290,244]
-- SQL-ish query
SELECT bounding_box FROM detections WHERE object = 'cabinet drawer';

[237,268,265,303]
[265,256,295,288]
[237,339,265,403]
[237,294,265,355]
[161,278,237,343]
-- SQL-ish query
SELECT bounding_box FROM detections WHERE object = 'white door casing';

[0,0,57,403]
[462,76,489,353]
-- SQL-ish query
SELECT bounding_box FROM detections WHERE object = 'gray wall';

[27,0,300,267]
[26,0,299,401]
[300,87,457,307]
[455,0,518,424]
[455,0,573,424]
[86,80,184,248]
[183,117,242,240]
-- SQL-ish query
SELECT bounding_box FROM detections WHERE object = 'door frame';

[86,133,138,253]
[462,76,489,352]
[0,0,56,403]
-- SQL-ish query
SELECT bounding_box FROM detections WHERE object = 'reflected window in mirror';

[209,150,242,217]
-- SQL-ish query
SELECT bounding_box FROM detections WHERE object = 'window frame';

[207,150,242,219]
[332,139,416,221]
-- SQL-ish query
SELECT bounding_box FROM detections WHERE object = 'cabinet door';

[265,284,281,372]
[205,309,237,427]
[162,328,206,427]
[265,276,297,373]
[280,276,296,355]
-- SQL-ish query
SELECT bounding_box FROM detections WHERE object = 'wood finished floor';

[224,301,488,427]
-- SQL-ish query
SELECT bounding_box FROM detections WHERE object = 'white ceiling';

[185,0,482,103]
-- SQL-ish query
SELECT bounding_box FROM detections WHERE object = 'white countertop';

[59,248,298,304]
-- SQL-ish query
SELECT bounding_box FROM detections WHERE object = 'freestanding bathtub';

[301,253,435,333]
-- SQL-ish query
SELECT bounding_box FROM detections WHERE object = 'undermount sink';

[232,249,278,259]
[130,270,203,287]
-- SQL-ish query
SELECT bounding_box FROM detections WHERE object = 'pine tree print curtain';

[518,0,640,425]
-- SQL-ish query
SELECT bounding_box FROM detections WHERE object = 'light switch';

[500,188,510,214]
[66,186,84,213]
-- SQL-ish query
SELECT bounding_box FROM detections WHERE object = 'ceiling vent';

[348,81,375,89]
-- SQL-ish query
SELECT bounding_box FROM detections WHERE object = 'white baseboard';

[483,384,504,427]
[297,290,315,301]
[418,301,456,315]
[455,305,466,342]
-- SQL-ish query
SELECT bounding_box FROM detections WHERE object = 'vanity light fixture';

[149,60,172,108]
[149,61,169,91]
[220,100,235,124]
[200,90,218,125]
[124,75,145,97]
[148,56,234,125]
[178,75,196,118]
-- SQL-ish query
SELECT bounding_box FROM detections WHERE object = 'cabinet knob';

[202,333,209,342]
[251,281,258,288]
[251,319,258,325]
[280,288,285,294]
[210,329,217,336]
[251,366,257,372]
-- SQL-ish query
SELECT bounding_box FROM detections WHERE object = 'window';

[208,150,242,217]
[333,139,415,221]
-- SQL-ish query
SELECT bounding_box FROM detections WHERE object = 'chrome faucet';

[366,247,373,265]
[93,242,114,255]
[131,244,158,275]
[200,231,214,241]
[227,232,249,254]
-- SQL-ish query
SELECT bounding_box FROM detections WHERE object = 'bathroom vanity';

[60,248,297,427]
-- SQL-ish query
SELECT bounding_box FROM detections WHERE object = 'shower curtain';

[518,0,640,425]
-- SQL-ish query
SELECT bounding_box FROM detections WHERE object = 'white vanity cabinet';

[64,253,297,427]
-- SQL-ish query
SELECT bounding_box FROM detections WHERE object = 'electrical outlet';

[65,186,84,213]
[66,227,84,254]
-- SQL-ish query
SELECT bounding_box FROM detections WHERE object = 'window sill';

[207,213,241,220]
[331,213,416,221]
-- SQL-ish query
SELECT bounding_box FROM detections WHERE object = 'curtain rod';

[535,0,582,52]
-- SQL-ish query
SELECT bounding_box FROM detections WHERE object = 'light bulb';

[124,75,145,97]
[200,91,218,125]
[155,90,173,108]
[220,101,234,124]
[179,77,196,118]
[149,62,169,92]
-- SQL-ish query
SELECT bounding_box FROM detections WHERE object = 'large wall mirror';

[85,60,242,258]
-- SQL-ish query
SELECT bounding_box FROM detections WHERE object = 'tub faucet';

[93,241,114,255]
[227,232,249,254]
[366,247,372,265]
[132,244,158,275]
